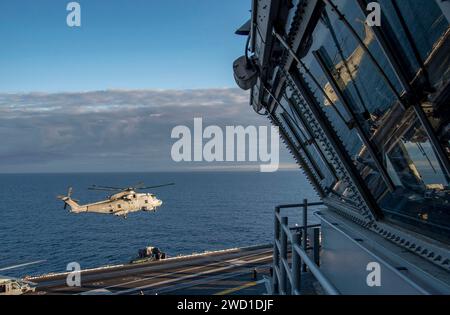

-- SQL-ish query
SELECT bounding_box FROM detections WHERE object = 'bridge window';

[380,115,450,241]
[288,0,450,243]
[378,0,449,72]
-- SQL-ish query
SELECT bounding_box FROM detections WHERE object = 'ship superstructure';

[234,0,450,294]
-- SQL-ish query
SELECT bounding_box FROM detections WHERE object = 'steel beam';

[273,206,281,294]
[270,112,326,197]
[302,199,308,272]
[286,96,339,182]
[289,66,383,220]
[280,216,289,295]
[280,111,325,180]
[313,228,321,266]
[291,232,302,295]
[314,49,396,192]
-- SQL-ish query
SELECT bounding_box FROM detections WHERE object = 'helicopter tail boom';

[63,199,83,212]
[57,187,84,212]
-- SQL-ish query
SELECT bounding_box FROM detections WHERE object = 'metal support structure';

[272,25,387,221]
[286,96,339,182]
[272,200,339,295]
[272,29,349,124]
[302,199,308,272]
[273,206,280,294]
[313,228,320,266]
[241,0,450,276]
[313,49,396,192]
[291,232,302,295]
[289,67,383,220]
[280,216,289,294]
[280,112,325,180]
[269,112,326,197]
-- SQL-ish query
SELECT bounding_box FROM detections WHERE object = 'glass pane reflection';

[382,118,450,238]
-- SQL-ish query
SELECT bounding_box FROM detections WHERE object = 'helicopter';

[57,182,174,218]
[0,260,43,295]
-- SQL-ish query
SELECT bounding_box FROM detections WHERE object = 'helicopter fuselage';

[61,190,163,217]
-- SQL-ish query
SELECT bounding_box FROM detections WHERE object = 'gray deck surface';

[29,245,273,295]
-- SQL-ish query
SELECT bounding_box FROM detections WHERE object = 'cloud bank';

[0,88,295,173]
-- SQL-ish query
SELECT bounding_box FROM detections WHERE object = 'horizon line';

[0,169,300,175]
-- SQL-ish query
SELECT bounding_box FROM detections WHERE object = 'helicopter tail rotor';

[57,187,74,210]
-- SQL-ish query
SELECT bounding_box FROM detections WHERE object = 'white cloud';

[0,88,295,173]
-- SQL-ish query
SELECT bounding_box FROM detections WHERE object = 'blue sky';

[0,0,296,173]
[0,0,251,92]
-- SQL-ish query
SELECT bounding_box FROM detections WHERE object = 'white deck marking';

[152,264,271,295]
[113,255,271,295]
[0,260,46,272]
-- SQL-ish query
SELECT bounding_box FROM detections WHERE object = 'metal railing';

[272,199,340,295]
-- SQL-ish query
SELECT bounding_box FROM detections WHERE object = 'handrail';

[272,199,340,295]
[276,202,324,209]
[292,244,339,295]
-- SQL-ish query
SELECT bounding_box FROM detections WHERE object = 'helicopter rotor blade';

[137,183,175,190]
[88,183,175,192]
[88,185,124,191]
[134,181,146,188]
[88,187,122,192]
[91,184,125,190]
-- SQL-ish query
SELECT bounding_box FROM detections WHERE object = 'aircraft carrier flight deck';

[26,245,275,295]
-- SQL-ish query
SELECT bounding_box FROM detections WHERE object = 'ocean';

[0,171,318,277]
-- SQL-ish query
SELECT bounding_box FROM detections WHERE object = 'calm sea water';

[0,171,317,277]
